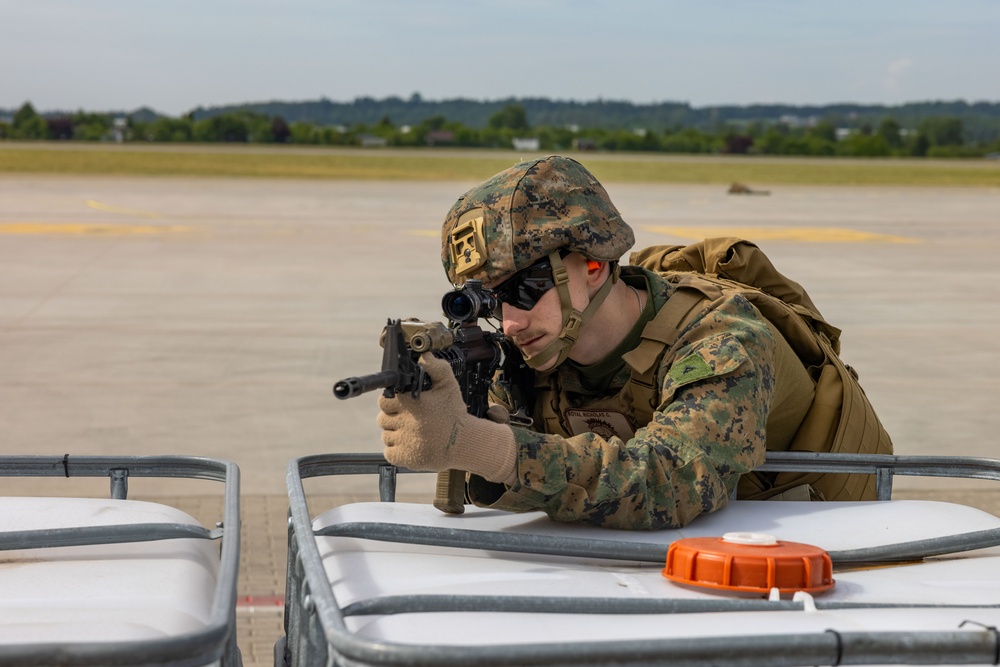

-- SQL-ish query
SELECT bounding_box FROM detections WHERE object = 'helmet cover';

[442,156,634,285]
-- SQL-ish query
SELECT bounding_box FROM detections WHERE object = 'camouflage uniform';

[442,156,776,530]
[471,268,776,530]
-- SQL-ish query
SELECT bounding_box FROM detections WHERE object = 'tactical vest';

[534,238,893,502]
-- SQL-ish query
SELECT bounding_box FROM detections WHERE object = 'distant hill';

[186,96,1000,140]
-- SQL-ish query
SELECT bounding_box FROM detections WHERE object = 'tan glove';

[485,403,511,425]
[377,354,517,484]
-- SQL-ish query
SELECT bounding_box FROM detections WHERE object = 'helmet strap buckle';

[560,312,584,343]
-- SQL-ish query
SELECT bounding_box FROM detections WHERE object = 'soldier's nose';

[501,304,529,335]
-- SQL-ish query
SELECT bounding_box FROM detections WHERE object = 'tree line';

[2,100,998,158]
[188,94,1000,142]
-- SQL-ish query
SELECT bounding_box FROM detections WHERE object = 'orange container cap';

[662,532,835,595]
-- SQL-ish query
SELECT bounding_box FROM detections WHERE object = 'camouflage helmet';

[441,156,635,285]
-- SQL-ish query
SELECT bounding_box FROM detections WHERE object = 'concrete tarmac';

[2,173,1000,665]
[2,175,999,493]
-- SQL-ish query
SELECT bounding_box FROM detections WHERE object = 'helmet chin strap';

[523,252,620,371]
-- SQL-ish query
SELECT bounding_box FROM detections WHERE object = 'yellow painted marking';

[409,230,440,237]
[645,226,922,244]
[86,200,160,218]
[0,222,191,236]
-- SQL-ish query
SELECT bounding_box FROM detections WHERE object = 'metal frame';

[0,455,241,667]
[280,452,1000,667]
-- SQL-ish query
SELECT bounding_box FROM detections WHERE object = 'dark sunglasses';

[491,258,557,318]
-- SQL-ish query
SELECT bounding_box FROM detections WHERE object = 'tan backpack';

[627,237,893,501]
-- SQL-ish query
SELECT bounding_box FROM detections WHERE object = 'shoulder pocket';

[662,333,750,396]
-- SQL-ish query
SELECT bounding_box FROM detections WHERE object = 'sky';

[2,0,998,117]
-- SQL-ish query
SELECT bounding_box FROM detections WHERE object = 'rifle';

[333,280,530,514]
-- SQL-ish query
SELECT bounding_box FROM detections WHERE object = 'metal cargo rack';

[279,451,1000,667]
[0,455,241,667]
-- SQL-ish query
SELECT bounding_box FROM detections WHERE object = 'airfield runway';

[2,173,999,664]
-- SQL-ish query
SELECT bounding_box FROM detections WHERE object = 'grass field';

[1,143,998,187]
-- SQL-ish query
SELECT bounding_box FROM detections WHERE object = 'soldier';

[377,155,817,529]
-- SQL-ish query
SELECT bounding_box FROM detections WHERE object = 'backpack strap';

[621,278,721,422]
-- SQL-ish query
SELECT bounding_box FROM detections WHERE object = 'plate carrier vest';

[534,237,893,502]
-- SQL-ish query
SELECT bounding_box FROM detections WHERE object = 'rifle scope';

[441,280,498,324]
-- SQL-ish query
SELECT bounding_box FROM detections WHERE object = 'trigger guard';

[411,365,428,399]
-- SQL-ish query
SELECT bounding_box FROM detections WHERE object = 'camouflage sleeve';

[479,294,776,530]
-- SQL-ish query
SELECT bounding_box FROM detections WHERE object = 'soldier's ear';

[584,259,608,288]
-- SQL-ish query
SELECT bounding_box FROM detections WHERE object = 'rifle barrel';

[333,370,398,399]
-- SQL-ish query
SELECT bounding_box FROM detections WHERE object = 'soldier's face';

[498,287,563,370]
[494,254,591,372]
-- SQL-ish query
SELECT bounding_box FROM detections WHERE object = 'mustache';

[510,331,543,347]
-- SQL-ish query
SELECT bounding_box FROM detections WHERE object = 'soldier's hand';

[377,354,517,483]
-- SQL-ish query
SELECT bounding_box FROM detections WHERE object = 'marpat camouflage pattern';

[473,268,776,530]
[441,156,635,285]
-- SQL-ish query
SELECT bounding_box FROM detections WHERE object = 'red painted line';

[237,595,285,608]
